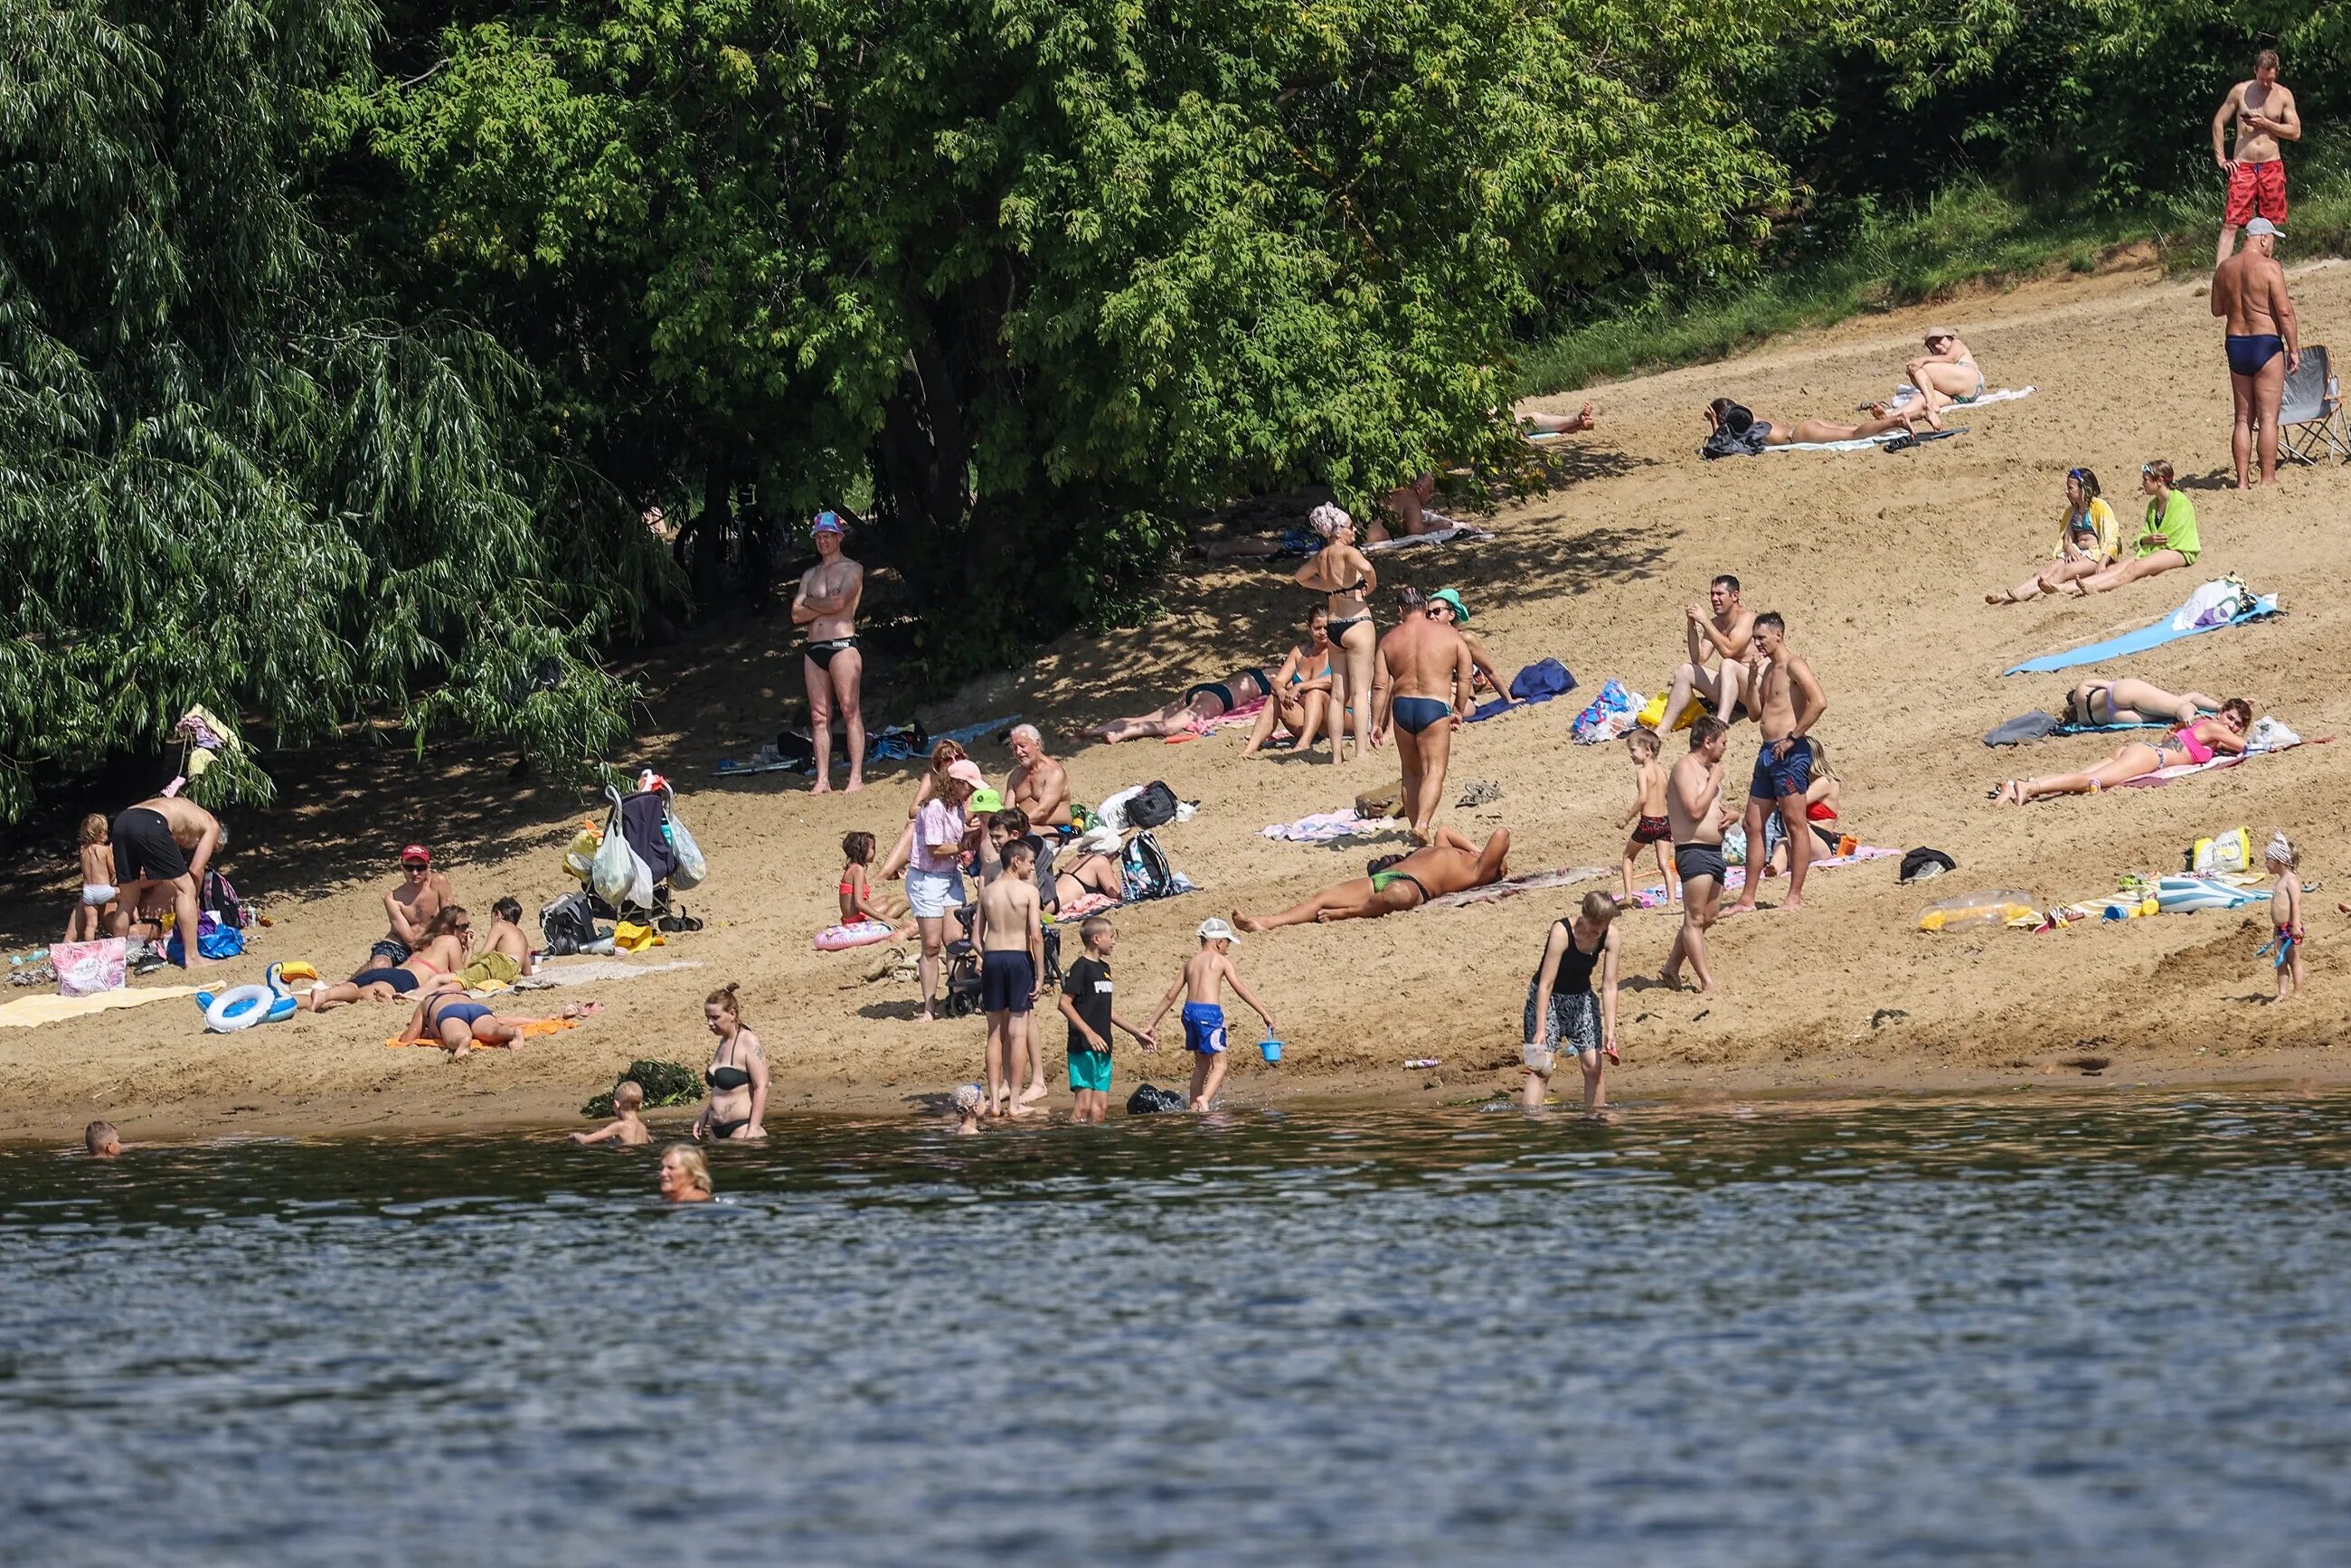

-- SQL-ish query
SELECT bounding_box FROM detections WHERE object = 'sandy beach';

[7,257,2350,1144]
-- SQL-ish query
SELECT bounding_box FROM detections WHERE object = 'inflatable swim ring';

[203,984,277,1033]
[814,920,895,951]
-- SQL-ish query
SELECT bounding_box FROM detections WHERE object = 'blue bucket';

[1258,1037,1284,1064]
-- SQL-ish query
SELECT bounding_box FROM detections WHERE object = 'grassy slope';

[1519,169,2351,398]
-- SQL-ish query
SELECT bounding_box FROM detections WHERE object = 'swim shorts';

[354,967,420,995]
[1524,983,1601,1058]
[1632,814,1670,845]
[2224,159,2287,228]
[1749,737,1815,802]
[906,866,965,920]
[1181,1002,1227,1054]
[979,950,1035,1014]
[1674,842,1727,886]
[369,939,411,967]
[110,807,188,884]
[1068,1046,1113,1094]
[433,1000,494,1030]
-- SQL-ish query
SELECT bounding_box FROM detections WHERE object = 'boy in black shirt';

[1055,917,1156,1121]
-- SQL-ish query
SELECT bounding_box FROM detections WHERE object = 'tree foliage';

[0,0,669,823]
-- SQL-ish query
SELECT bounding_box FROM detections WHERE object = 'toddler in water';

[1146,918,1277,1112]
[2262,831,2305,1003]
[836,832,914,937]
[1617,729,1678,903]
[951,1082,985,1136]
[67,814,117,942]
[573,1080,652,1145]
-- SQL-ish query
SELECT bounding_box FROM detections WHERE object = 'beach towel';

[1363,523,1494,553]
[1880,383,2035,414]
[1260,809,1403,843]
[1624,845,1900,908]
[508,958,705,991]
[1045,875,1200,923]
[2110,735,2319,789]
[1983,712,2170,747]
[1424,866,1614,911]
[1180,697,1268,737]
[2004,590,2281,675]
[1762,427,1965,453]
[0,985,200,1028]
[459,951,523,992]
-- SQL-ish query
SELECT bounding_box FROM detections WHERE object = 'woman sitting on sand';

[1704,397,1919,450]
[2070,461,2200,598]
[1994,699,2252,804]
[305,907,470,1012]
[2063,678,2226,729]
[1242,609,1336,755]
[1089,666,1275,742]
[1296,504,1379,760]
[691,983,768,1141]
[1987,468,2120,603]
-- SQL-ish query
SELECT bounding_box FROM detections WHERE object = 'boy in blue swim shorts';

[1054,916,1157,1122]
[1146,918,1279,1111]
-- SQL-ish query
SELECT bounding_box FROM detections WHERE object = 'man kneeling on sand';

[1234,827,1510,930]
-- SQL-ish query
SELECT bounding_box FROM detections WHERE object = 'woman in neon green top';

[2074,460,2200,596]
[1987,468,2121,603]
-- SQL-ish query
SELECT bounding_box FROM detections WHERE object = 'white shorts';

[82,883,118,907]
[906,867,965,920]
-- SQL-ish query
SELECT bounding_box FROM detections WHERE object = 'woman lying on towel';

[1987,468,2121,603]
[1704,397,1920,450]
[1089,666,1275,742]
[1994,699,2252,804]
[2063,678,2227,729]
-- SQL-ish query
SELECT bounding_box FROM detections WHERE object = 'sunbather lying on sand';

[1993,700,2252,804]
[1704,397,1920,449]
[1232,827,1510,930]
[2064,678,2226,729]
[398,991,581,1058]
[1090,666,1275,742]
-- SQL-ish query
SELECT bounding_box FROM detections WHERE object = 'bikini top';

[706,1040,755,1093]
[2170,725,2215,766]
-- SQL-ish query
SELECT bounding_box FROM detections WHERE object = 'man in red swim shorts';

[2212,48,2299,267]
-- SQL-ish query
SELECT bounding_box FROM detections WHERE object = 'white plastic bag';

[666,795,708,891]
[590,790,653,907]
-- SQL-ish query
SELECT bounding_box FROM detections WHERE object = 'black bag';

[200,867,250,929]
[1119,830,1176,902]
[1126,1082,1189,1115]
[538,892,601,956]
[1126,780,1179,828]
[1899,847,1957,884]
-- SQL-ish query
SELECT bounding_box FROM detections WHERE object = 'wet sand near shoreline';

[5,258,2350,1147]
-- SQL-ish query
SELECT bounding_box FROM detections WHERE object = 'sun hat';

[1428,588,1470,626]
[1196,917,1241,943]
[401,844,430,865]
[812,510,844,534]
[2245,217,2280,238]
[946,759,987,789]
[2267,829,2295,864]
[969,787,1004,815]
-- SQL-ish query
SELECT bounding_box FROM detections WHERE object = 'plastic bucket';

[1258,1037,1283,1063]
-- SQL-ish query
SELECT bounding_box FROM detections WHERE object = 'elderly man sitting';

[1005,723,1073,833]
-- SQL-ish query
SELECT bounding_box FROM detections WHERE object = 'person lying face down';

[1704,397,1919,449]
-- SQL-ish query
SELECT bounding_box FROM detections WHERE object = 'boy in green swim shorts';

[1054,917,1157,1122]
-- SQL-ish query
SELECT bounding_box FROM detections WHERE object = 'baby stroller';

[937,906,1060,1018]
[589,786,705,931]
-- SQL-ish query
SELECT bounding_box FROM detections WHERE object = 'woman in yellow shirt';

[1987,468,2120,603]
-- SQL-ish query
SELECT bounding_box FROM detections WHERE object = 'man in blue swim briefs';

[1373,586,1477,845]
[2210,216,2299,488]
[1723,613,1828,917]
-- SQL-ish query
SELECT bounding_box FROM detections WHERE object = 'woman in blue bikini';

[395,989,578,1057]
[1242,608,1336,755]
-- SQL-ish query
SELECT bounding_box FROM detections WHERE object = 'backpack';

[538,892,601,956]
[200,867,251,929]
[1127,780,1178,828]
[1119,830,1176,902]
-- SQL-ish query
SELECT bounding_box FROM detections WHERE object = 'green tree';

[0,0,668,823]
[352,0,1794,657]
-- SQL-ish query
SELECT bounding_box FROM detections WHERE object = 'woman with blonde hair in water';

[658,1144,714,1203]
[1293,504,1378,760]
[1522,891,1623,1118]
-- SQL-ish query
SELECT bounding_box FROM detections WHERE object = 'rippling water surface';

[5,1094,2350,1564]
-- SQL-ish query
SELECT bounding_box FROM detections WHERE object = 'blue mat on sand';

[2005,597,2280,675]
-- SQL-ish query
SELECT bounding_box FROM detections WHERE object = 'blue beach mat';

[2004,596,2280,675]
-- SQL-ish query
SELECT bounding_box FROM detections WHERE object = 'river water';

[4,1093,2348,1564]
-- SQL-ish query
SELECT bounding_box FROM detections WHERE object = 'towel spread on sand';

[2005,593,2281,675]
[507,959,705,991]
[1260,810,1404,843]
[1364,524,1494,553]
[1177,697,1268,738]
[1763,427,1966,453]
[0,986,201,1029]
[1424,866,1615,910]
[1878,383,2036,413]
[1625,845,1901,908]
[386,1015,582,1049]
[2110,736,2319,789]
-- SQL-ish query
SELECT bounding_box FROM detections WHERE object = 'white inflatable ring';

[204,984,276,1033]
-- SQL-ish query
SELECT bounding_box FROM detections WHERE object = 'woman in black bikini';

[1242,608,1337,755]
[692,982,768,1141]
[1294,504,1377,760]
[305,907,470,1012]
[1521,891,1623,1117]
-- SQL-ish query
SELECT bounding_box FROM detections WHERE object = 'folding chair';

[2279,345,2351,465]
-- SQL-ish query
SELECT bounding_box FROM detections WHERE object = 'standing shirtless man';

[1659,717,1731,993]
[1661,574,1755,729]
[1004,724,1072,832]
[2213,50,2299,268]
[373,844,454,969]
[105,795,223,967]
[1373,588,1475,845]
[793,511,866,793]
[2211,217,2299,488]
[1723,613,1827,917]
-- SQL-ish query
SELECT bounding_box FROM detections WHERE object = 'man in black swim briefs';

[1660,717,1731,994]
[107,795,222,968]
[2210,217,2300,488]
[793,511,868,791]
[1374,588,1476,845]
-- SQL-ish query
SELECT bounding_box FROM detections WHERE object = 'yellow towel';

[611,922,666,953]
[459,951,522,991]
[0,987,201,1029]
